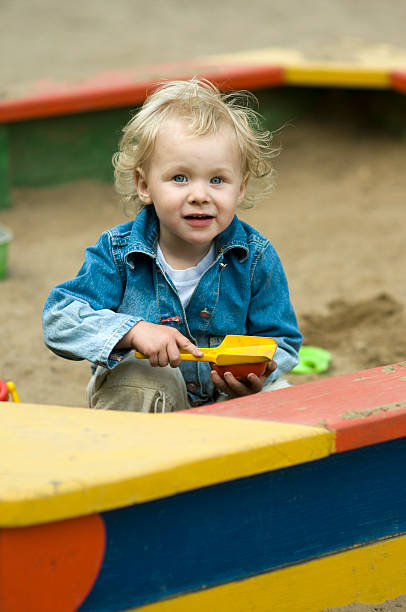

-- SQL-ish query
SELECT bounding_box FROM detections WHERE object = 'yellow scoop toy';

[135,335,277,366]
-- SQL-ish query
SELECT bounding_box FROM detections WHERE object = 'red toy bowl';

[210,361,267,382]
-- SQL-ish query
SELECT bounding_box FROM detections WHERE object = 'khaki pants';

[87,353,189,413]
[87,352,290,412]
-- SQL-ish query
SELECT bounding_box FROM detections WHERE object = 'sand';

[1,2,406,610]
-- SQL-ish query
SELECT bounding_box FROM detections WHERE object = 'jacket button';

[199,308,211,318]
[187,382,197,392]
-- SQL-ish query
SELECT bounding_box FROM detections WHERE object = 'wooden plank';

[132,534,406,612]
[1,42,406,123]
[209,45,401,89]
[0,64,283,123]
[8,109,126,187]
[75,436,406,610]
[0,125,10,208]
[187,362,406,452]
[392,70,406,93]
[4,437,406,611]
[284,65,391,88]
[0,54,404,206]
[2,88,301,195]
[211,44,406,73]
[0,514,105,612]
[0,403,331,527]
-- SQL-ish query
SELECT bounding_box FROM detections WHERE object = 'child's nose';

[187,181,209,204]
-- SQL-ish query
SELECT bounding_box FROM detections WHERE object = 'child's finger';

[223,372,252,396]
[148,354,159,367]
[167,343,181,368]
[210,370,233,395]
[149,349,165,367]
[158,346,171,367]
[265,360,277,376]
[211,370,250,397]
[177,337,204,358]
[246,373,264,393]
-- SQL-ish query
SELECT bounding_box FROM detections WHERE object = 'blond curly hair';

[112,78,278,210]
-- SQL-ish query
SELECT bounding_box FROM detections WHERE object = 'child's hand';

[117,321,203,367]
[210,360,277,398]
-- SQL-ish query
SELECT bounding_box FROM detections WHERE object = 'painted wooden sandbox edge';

[130,533,406,612]
[0,402,332,527]
[4,434,406,612]
[186,361,406,452]
[2,362,406,527]
[1,47,405,208]
[2,363,406,611]
[1,45,406,123]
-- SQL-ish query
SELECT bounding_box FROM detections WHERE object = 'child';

[43,78,302,412]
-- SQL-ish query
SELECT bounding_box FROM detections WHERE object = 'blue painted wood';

[80,437,406,611]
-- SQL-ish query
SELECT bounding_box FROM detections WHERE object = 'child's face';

[135,117,248,260]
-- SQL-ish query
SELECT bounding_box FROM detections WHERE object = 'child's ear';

[238,174,250,203]
[135,167,153,205]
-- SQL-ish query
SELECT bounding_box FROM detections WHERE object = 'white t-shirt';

[157,243,216,308]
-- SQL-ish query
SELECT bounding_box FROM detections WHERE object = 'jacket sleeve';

[42,230,140,369]
[247,241,302,379]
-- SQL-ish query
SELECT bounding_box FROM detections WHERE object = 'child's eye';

[173,175,187,183]
[210,176,223,184]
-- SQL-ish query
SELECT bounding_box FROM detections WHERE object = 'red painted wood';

[391,70,406,94]
[184,363,406,453]
[0,514,105,612]
[0,64,283,123]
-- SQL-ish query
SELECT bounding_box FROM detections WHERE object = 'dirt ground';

[1,2,406,610]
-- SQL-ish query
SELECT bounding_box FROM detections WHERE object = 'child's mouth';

[184,214,214,227]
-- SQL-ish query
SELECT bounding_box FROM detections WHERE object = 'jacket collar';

[125,205,249,266]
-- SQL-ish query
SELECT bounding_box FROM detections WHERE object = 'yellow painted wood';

[208,44,405,89]
[284,66,391,89]
[0,403,332,527]
[131,534,406,612]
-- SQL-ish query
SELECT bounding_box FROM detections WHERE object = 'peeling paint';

[353,377,369,381]
[340,401,406,420]
[382,365,396,374]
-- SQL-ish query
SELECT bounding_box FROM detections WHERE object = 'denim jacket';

[43,206,302,405]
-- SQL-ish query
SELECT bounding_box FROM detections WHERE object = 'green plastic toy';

[291,346,331,374]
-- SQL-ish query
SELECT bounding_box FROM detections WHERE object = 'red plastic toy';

[210,361,267,382]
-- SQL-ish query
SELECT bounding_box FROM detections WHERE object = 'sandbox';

[1,44,406,611]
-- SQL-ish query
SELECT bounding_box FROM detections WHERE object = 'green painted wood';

[368,90,406,138]
[8,107,133,188]
[0,125,10,208]
[0,88,404,208]
[2,89,317,197]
